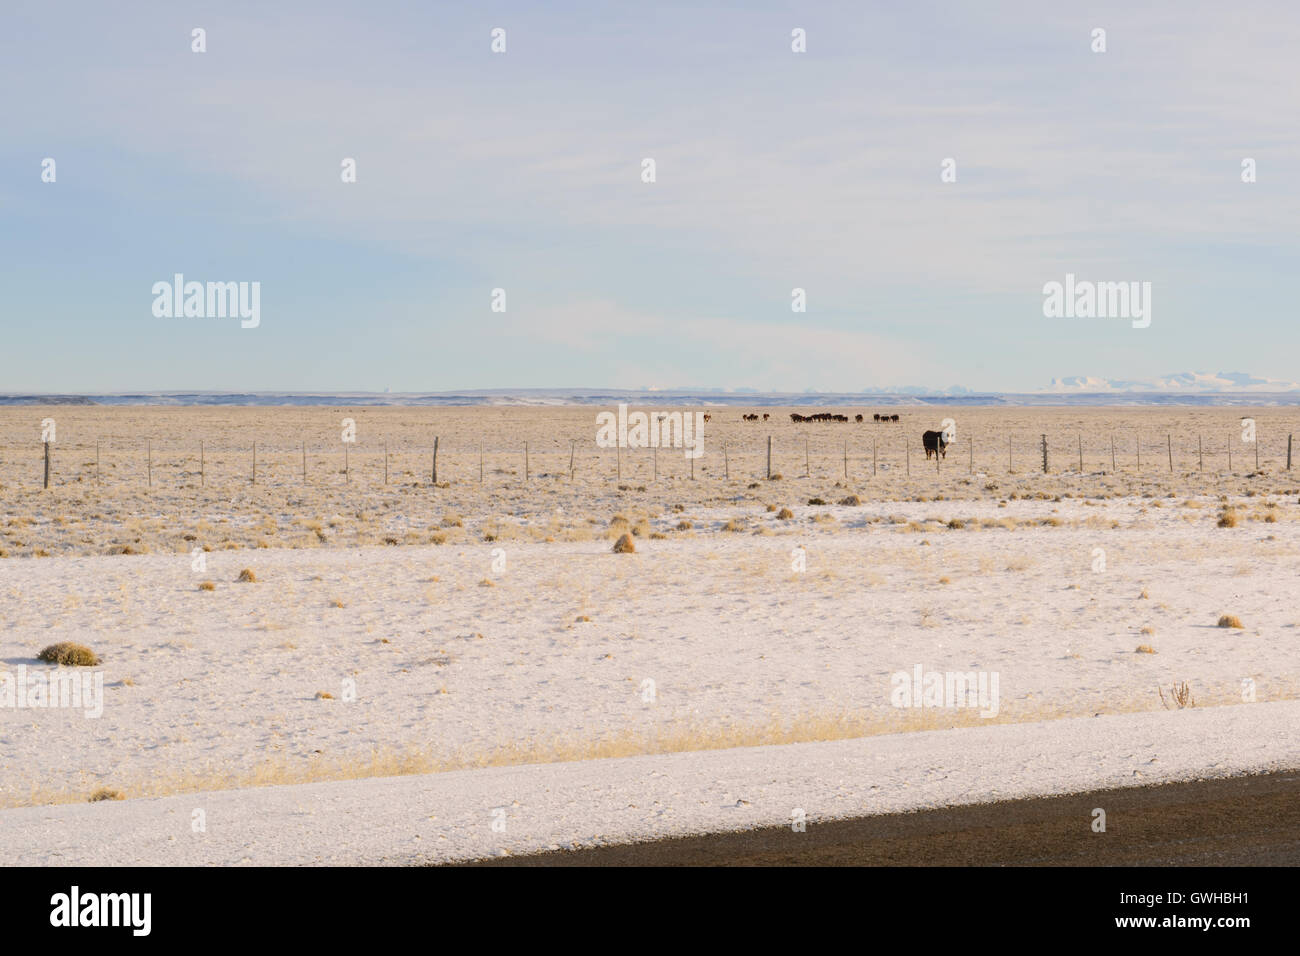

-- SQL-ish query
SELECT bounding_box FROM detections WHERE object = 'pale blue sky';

[2,0,1297,392]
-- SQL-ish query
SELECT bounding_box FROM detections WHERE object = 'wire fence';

[9,429,1297,490]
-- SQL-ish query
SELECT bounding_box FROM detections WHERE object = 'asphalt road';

[463,771,1300,866]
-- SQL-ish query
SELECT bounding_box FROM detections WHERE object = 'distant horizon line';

[5,388,1300,408]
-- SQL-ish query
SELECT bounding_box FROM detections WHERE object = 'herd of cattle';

[739,412,902,423]
[733,411,950,459]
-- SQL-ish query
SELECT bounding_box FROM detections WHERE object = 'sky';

[2,0,1298,393]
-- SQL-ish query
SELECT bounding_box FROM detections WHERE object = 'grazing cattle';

[703,414,711,422]
[890,414,899,422]
[873,414,881,422]
[855,414,863,423]
[922,429,949,459]
[762,413,770,421]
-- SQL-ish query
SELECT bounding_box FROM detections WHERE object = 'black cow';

[922,429,949,459]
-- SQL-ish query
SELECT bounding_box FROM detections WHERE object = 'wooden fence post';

[433,437,440,484]
[1228,433,1232,471]
[95,440,100,484]
[723,442,729,480]
[301,442,305,483]
[1110,434,1115,472]
[1167,434,1172,472]
[200,440,205,487]
[147,440,152,488]
[1008,435,1012,472]
[569,440,575,479]
[525,442,529,481]
[43,440,50,489]
[1198,435,1202,472]
[345,444,349,483]
[1040,434,1048,474]
[844,440,848,479]
[1255,436,1259,471]
[384,441,388,485]
[653,443,658,482]
[252,442,256,485]
[1136,433,1140,470]
[617,442,621,481]
[906,437,910,476]
[1288,434,1293,471]
[767,436,772,480]
[968,438,973,474]
[1078,434,1083,472]
[873,437,877,477]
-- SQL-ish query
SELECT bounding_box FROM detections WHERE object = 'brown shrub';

[37,642,100,666]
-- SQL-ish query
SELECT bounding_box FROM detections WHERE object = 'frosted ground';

[2,406,1298,861]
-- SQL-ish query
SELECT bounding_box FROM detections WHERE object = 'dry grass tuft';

[1217,614,1244,629]
[776,507,794,520]
[88,788,124,802]
[37,642,101,666]
[236,568,257,583]
[198,581,215,591]
[612,533,636,553]
[1135,644,1156,654]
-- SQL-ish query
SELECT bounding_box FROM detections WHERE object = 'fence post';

[1255,436,1259,471]
[1110,434,1115,472]
[654,443,658,482]
[43,440,50,489]
[844,440,848,479]
[1198,435,1202,472]
[569,440,575,479]
[767,436,772,480]
[1078,434,1083,472]
[301,442,305,483]
[906,437,910,476]
[873,437,877,477]
[95,440,100,484]
[1040,434,1048,474]
[384,441,388,485]
[1008,435,1012,472]
[968,438,972,474]
[804,438,809,478]
[147,440,152,488]
[345,444,349,483]
[616,442,621,480]
[252,442,256,485]
[1136,433,1140,470]
[1228,433,1232,471]
[1289,434,1293,470]
[432,437,440,484]
[724,442,729,480]
[1167,434,1172,472]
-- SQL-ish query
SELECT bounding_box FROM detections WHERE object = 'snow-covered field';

[4,405,1300,863]
[3,495,1298,808]
[4,701,1297,865]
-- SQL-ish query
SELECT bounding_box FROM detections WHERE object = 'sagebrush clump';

[37,642,100,666]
